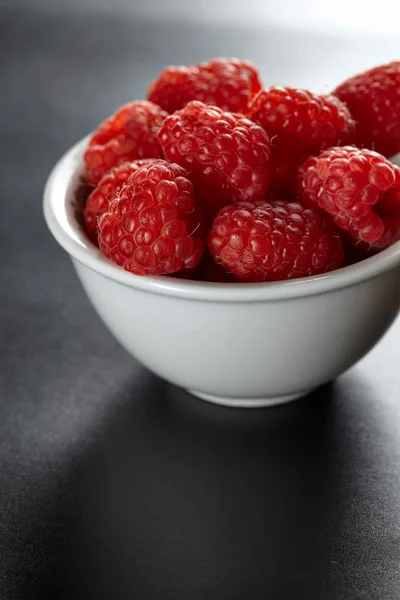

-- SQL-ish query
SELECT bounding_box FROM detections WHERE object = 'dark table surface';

[1,5,400,599]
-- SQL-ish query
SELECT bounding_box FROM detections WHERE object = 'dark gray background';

[1,3,400,599]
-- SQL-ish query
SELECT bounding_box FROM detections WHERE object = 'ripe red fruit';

[84,159,161,244]
[158,101,271,215]
[208,201,344,282]
[334,61,400,158]
[297,146,400,248]
[98,161,204,275]
[84,101,168,185]
[148,57,262,115]
[247,86,356,195]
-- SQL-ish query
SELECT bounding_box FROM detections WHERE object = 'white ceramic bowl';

[43,138,400,408]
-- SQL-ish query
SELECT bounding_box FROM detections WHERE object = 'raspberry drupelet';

[297,146,400,248]
[84,159,161,244]
[98,161,204,276]
[334,61,400,158]
[208,201,344,282]
[158,101,272,216]
[84,101,168,185]
[148,57,262,114]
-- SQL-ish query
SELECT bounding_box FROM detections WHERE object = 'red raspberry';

[84,159,160,244]
[84,101,168,185]
[158,101,271,214]
[148,58,261,115]
[297,146,400,248]
[334,61,400,158]
[98,161,204,276]
[247,86,356,195]
[208,201,344,282]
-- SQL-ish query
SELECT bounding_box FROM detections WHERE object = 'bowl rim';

[43,136,400,302]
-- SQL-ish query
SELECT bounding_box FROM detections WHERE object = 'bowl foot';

[187,389,313,408]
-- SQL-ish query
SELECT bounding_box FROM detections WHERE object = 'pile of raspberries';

[81,58,400,283]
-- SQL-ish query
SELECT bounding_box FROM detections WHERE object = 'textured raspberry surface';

[334,61,400,157]
[84,101,168,185]
[84,159,160,244]
[247,86,355,195]
[148,58,261,115]
[98,161,204,275]
[208,201,344,282]
[297,146,400,248]
[158,101,271,214]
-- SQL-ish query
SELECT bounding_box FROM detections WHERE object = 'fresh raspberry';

[84,159,160,244]
[297,146,400,248]
[247,86,356,195]
[248,87,355,154]
[98,161,204,276]
[148,58,261,115]
[334,61,400,157]
[84,101,168,185]
[158,101,271,214]
[208,201,344,282]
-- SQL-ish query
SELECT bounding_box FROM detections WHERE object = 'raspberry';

[158,101,271,214]
[98,161,204,275]
[84,101,168,185]
[208,201,344,282]
[334,62,400,158]
[247,86,356,195]
[148,58,261,115]
[297,146,400,248]
[84,159,160,244]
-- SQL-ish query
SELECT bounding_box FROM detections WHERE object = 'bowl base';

[187,389,313,408]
